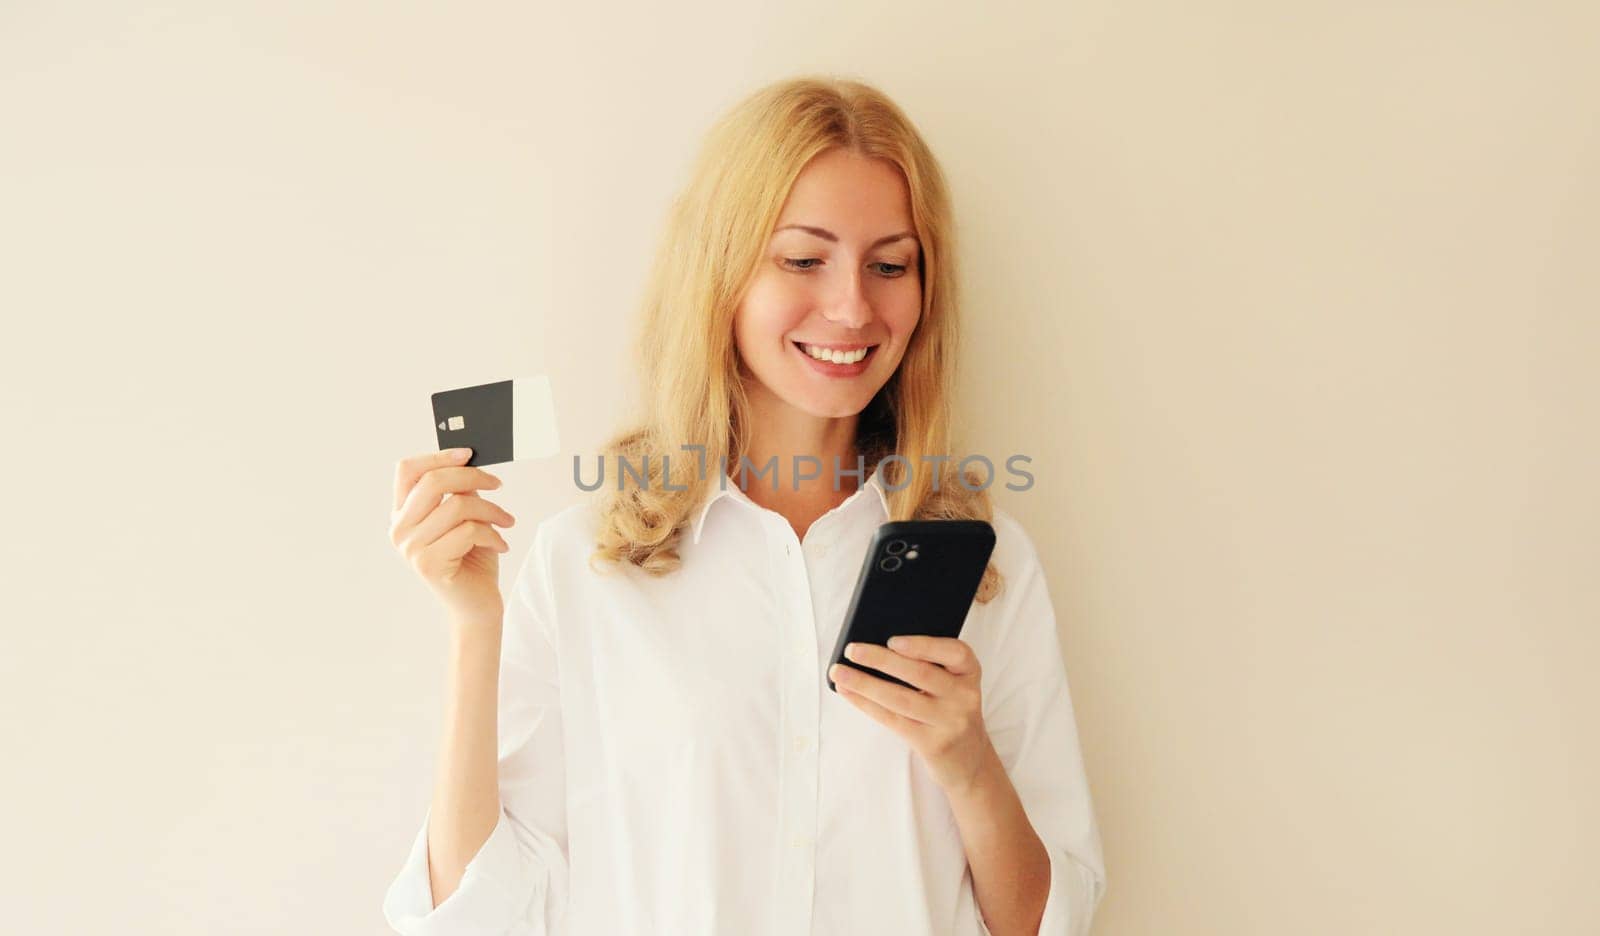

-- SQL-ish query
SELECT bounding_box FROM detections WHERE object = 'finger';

[406,491,516,551]
[837,684,923,738]
[393,448,473,513]
[885,635,980,677]
[415,521,508,580]
[843,642,956,696]
[390,466,503,545]
[830,663,936,724]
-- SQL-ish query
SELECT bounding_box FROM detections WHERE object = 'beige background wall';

[2,2,1595,933]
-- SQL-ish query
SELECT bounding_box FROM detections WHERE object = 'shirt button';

[791,833,813,848]
[792,734,811,752]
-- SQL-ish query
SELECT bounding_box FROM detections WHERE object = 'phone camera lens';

[879,556,902,572]
[885,539,908,556]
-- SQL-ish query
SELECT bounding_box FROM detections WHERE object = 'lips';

[792,341,878,364]
[791,340,878,376]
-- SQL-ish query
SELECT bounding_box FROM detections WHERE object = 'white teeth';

[800,343,870,364]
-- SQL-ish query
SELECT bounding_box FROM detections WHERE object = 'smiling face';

[734,148,923,421]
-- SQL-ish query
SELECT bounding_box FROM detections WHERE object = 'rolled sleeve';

[383,526,569,935]
[974,846,1104,936]
[1036,845,1107,936]
[382,806,545,935]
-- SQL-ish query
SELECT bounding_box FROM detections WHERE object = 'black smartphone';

[826,519,997,693]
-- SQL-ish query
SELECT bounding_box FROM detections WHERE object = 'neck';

[736,381,863,540]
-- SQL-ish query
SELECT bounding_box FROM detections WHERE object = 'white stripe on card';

[512,375,561,460]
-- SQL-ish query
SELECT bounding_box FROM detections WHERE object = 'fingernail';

[829,664,841,681]
[448,448,472,459]
[887,636,906,650]
[844,643,859,660]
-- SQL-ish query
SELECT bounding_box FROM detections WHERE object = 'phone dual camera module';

[879,539,920,572]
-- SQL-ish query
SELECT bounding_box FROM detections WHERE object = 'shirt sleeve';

[974,514,1108,936]
[382,528,569,935]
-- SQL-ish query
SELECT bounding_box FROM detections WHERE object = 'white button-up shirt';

[383,469,1106,935]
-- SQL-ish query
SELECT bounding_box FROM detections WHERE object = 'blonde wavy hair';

[588,74,1003,604]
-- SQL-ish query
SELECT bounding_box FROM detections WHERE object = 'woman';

[383,76,1106,936]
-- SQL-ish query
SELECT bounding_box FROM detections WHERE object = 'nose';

[822,268,873,329]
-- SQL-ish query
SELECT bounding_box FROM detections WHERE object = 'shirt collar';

[691,466,890,545]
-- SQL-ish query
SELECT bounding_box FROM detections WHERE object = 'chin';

[794,395,873,420]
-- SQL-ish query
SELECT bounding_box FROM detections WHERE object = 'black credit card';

[430,376,560,468]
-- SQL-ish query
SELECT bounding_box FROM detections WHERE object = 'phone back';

[828,519,997,691]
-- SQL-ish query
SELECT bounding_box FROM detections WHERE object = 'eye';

[781,257,909,277]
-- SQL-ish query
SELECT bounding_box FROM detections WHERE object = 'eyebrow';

[774,224,918,250]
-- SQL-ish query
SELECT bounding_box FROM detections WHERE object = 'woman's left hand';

[830,635,996,796]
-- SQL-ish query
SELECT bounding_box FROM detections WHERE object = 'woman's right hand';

[389,448,518,630]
